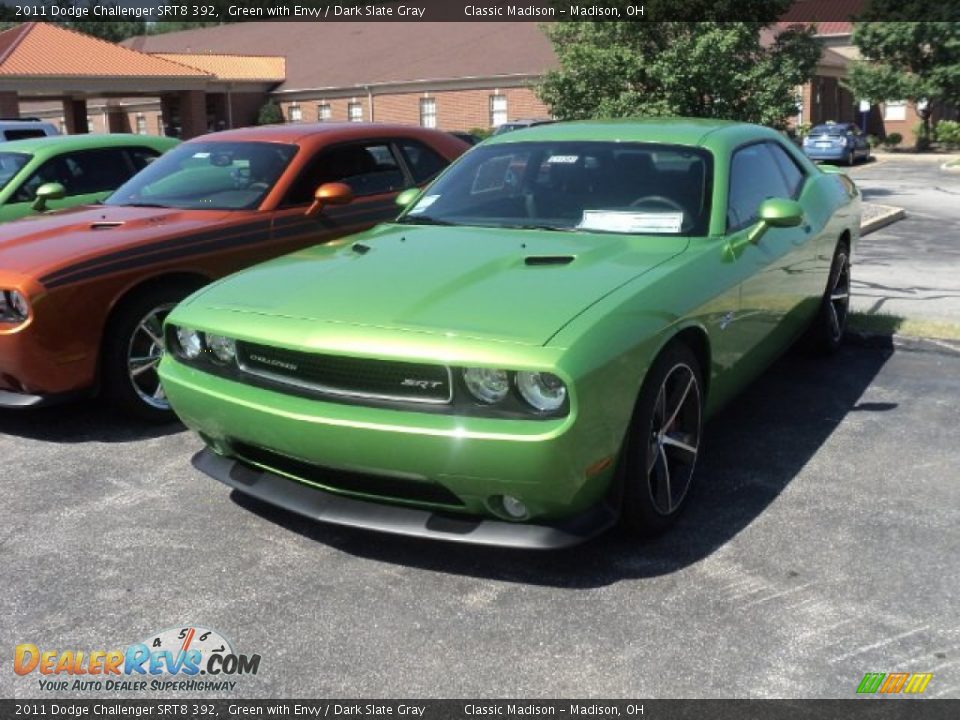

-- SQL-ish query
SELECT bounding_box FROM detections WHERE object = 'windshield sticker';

[578,210,684,234]
[408,194,440,215]
[547,155,579,164]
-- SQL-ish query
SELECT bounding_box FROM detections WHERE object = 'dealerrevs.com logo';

[14,625,261,693]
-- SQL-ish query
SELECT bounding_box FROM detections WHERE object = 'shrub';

[468,127,493,140]
[257,100,284,126]
[882,132,903,149]
[796,122,812,138]
[934,120,960,150]
[867,134,882,148]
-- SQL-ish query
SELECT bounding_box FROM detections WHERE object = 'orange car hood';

[0,204,238,282]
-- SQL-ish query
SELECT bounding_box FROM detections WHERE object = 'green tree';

[538,2,821,127]
[845,11,960,150]
[257,100,284,126]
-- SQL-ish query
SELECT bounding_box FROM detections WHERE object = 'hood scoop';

[524,255,575,266]
[89,221,125,230]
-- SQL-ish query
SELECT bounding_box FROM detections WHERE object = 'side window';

[766,142,805,199]
[60,149,133,195]
[13,158,68,203]
[125,147,162,173]
[727,144,791,231]
[282,142,407,206]
[398,140,448,184]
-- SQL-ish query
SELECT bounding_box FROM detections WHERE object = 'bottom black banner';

[2,700,958,720]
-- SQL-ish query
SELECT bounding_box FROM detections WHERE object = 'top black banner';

[0,0,957,23]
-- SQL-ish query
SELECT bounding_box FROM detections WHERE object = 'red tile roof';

[0,22,208,78]
[152,53,286,82]
[778,0,865,34]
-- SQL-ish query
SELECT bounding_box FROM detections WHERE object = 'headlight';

[516,371,567,412]
[175,327,203,360]
[0,289,30,323]
[463,367,510,404]
[207,334,236,364]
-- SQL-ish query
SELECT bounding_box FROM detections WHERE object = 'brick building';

[6,13,951,145]
[120,21,553,135]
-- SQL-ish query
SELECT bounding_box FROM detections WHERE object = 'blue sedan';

[802,122,871,165]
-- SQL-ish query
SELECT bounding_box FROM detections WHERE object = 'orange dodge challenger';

[0,123,467,419]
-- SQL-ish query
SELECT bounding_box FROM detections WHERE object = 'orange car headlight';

[0,290,29,324]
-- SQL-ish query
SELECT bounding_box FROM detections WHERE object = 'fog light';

[501,495,528,520]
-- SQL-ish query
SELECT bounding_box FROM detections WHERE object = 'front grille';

[236,341,452,404]
[232,442,464,507]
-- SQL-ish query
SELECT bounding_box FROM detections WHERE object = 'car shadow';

[0,399,184,443]
[229,339,896,588]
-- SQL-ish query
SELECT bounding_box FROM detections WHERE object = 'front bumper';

[194,449,615,549]
[160,358,621,532]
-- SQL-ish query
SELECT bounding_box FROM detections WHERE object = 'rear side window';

[767,142,805,198]
[3,129,48,141]
[126,147,162,172]
[398,140,448,184]
[727,143,791,231]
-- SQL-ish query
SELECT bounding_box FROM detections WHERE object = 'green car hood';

[190,224,688,347]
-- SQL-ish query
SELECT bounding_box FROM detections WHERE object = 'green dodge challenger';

[159,119,860,548]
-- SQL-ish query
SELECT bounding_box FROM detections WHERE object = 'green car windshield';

[104,141,297,211]
[0,152,31,193]
[400,141,713,235]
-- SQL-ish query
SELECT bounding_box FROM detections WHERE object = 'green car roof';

[0,133,178,157]
[484,117,775,150]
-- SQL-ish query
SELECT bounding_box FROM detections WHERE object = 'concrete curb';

[870,152,960,163]
[846,330,960,355]
[860,204,906,236]
[941,161,960,173]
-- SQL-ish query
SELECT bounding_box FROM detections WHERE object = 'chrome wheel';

[127,303,174,410]
[828,251,850,343]
[646,363,701,516]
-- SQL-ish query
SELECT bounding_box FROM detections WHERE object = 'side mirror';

[745,197,804,245]
[32,182,66,212]
[395,187,421,209]
[306,182,353,217]
[758,198,804,228]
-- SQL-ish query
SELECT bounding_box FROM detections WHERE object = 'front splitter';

[192,448,616,550]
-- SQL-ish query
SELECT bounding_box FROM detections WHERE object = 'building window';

[419,98,437,128]
[884,100,907,121]
[59,117,65,134]
[157,116,165,135]
[489,94,507,127]
[289,103,303,123]
[348,102,363,122]
[136,114,147,135]
[317,103,331,122]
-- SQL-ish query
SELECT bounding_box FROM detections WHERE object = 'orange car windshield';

[104,141,298,211]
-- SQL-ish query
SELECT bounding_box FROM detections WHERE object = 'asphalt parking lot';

[2,160,959,700]
[848,156,960,325]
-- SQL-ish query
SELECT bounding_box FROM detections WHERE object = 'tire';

[619,342,703,537]
[805,240,851,354]
[101,283,198,422]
